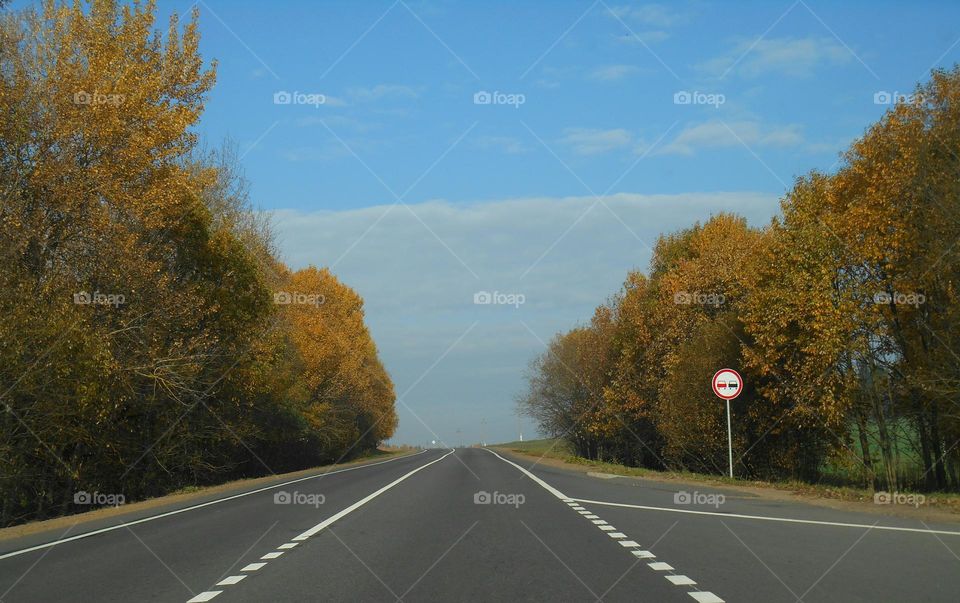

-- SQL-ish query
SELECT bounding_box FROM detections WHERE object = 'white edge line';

[481,448,567,499]
[572,498,960,537]
[0,450,428,560]
[293,450,456,540]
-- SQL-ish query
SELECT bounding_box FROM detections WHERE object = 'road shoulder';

[489,446,960,525]
[0,449,421,543]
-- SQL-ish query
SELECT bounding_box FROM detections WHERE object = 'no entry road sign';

[712,368,743,400]
[712,368,743,478]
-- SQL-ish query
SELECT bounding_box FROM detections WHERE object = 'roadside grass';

[494,438,572,456]
[492,438,960,514]
[165,446,406,497]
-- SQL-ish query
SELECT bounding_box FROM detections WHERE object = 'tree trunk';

[854,406,875,488]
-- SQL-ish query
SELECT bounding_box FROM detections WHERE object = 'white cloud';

[559,127,632,155]
[608,4,688,28]
[656,120,804,155]
[611,30,670,45]
[281,145,350,162]
[472,135,528,154]
[347,84,420,102]
[296,115,378,131]
[588,64,641,81]
[268,192,780,445]
[700,37,853,78]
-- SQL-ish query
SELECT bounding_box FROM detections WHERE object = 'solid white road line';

[481,449,568,498]
[293,449,456,541]
[216,576,246,586]
[571,497,960,537]
[186,592,222,602]
[0,450,428,560]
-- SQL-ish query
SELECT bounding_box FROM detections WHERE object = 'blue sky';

[177,0,960,210]
[25,0,960,446]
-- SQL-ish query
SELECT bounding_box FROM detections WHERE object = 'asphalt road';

[1,448,958,602]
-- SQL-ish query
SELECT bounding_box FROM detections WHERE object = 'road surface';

[1,448,958,602]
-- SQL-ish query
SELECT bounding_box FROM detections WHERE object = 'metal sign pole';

[726,399,733,478]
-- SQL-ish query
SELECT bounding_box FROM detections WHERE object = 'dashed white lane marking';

[0,450,429,561]
[240,562,266,572]
[483,449,725,602]
[689,592,725,603]
[182,451,456,603]
[571,497,960,537]
[293,449,455,541]
[183,450,456,603]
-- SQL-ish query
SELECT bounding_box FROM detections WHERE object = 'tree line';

[520,67,960,494]
[0,1,397,526]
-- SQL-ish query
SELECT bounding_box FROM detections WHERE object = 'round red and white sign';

[712,369,743,400]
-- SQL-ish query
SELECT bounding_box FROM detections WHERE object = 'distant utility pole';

[480,418,486,446]
[456,428,462,448]
[518,416,523,442]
